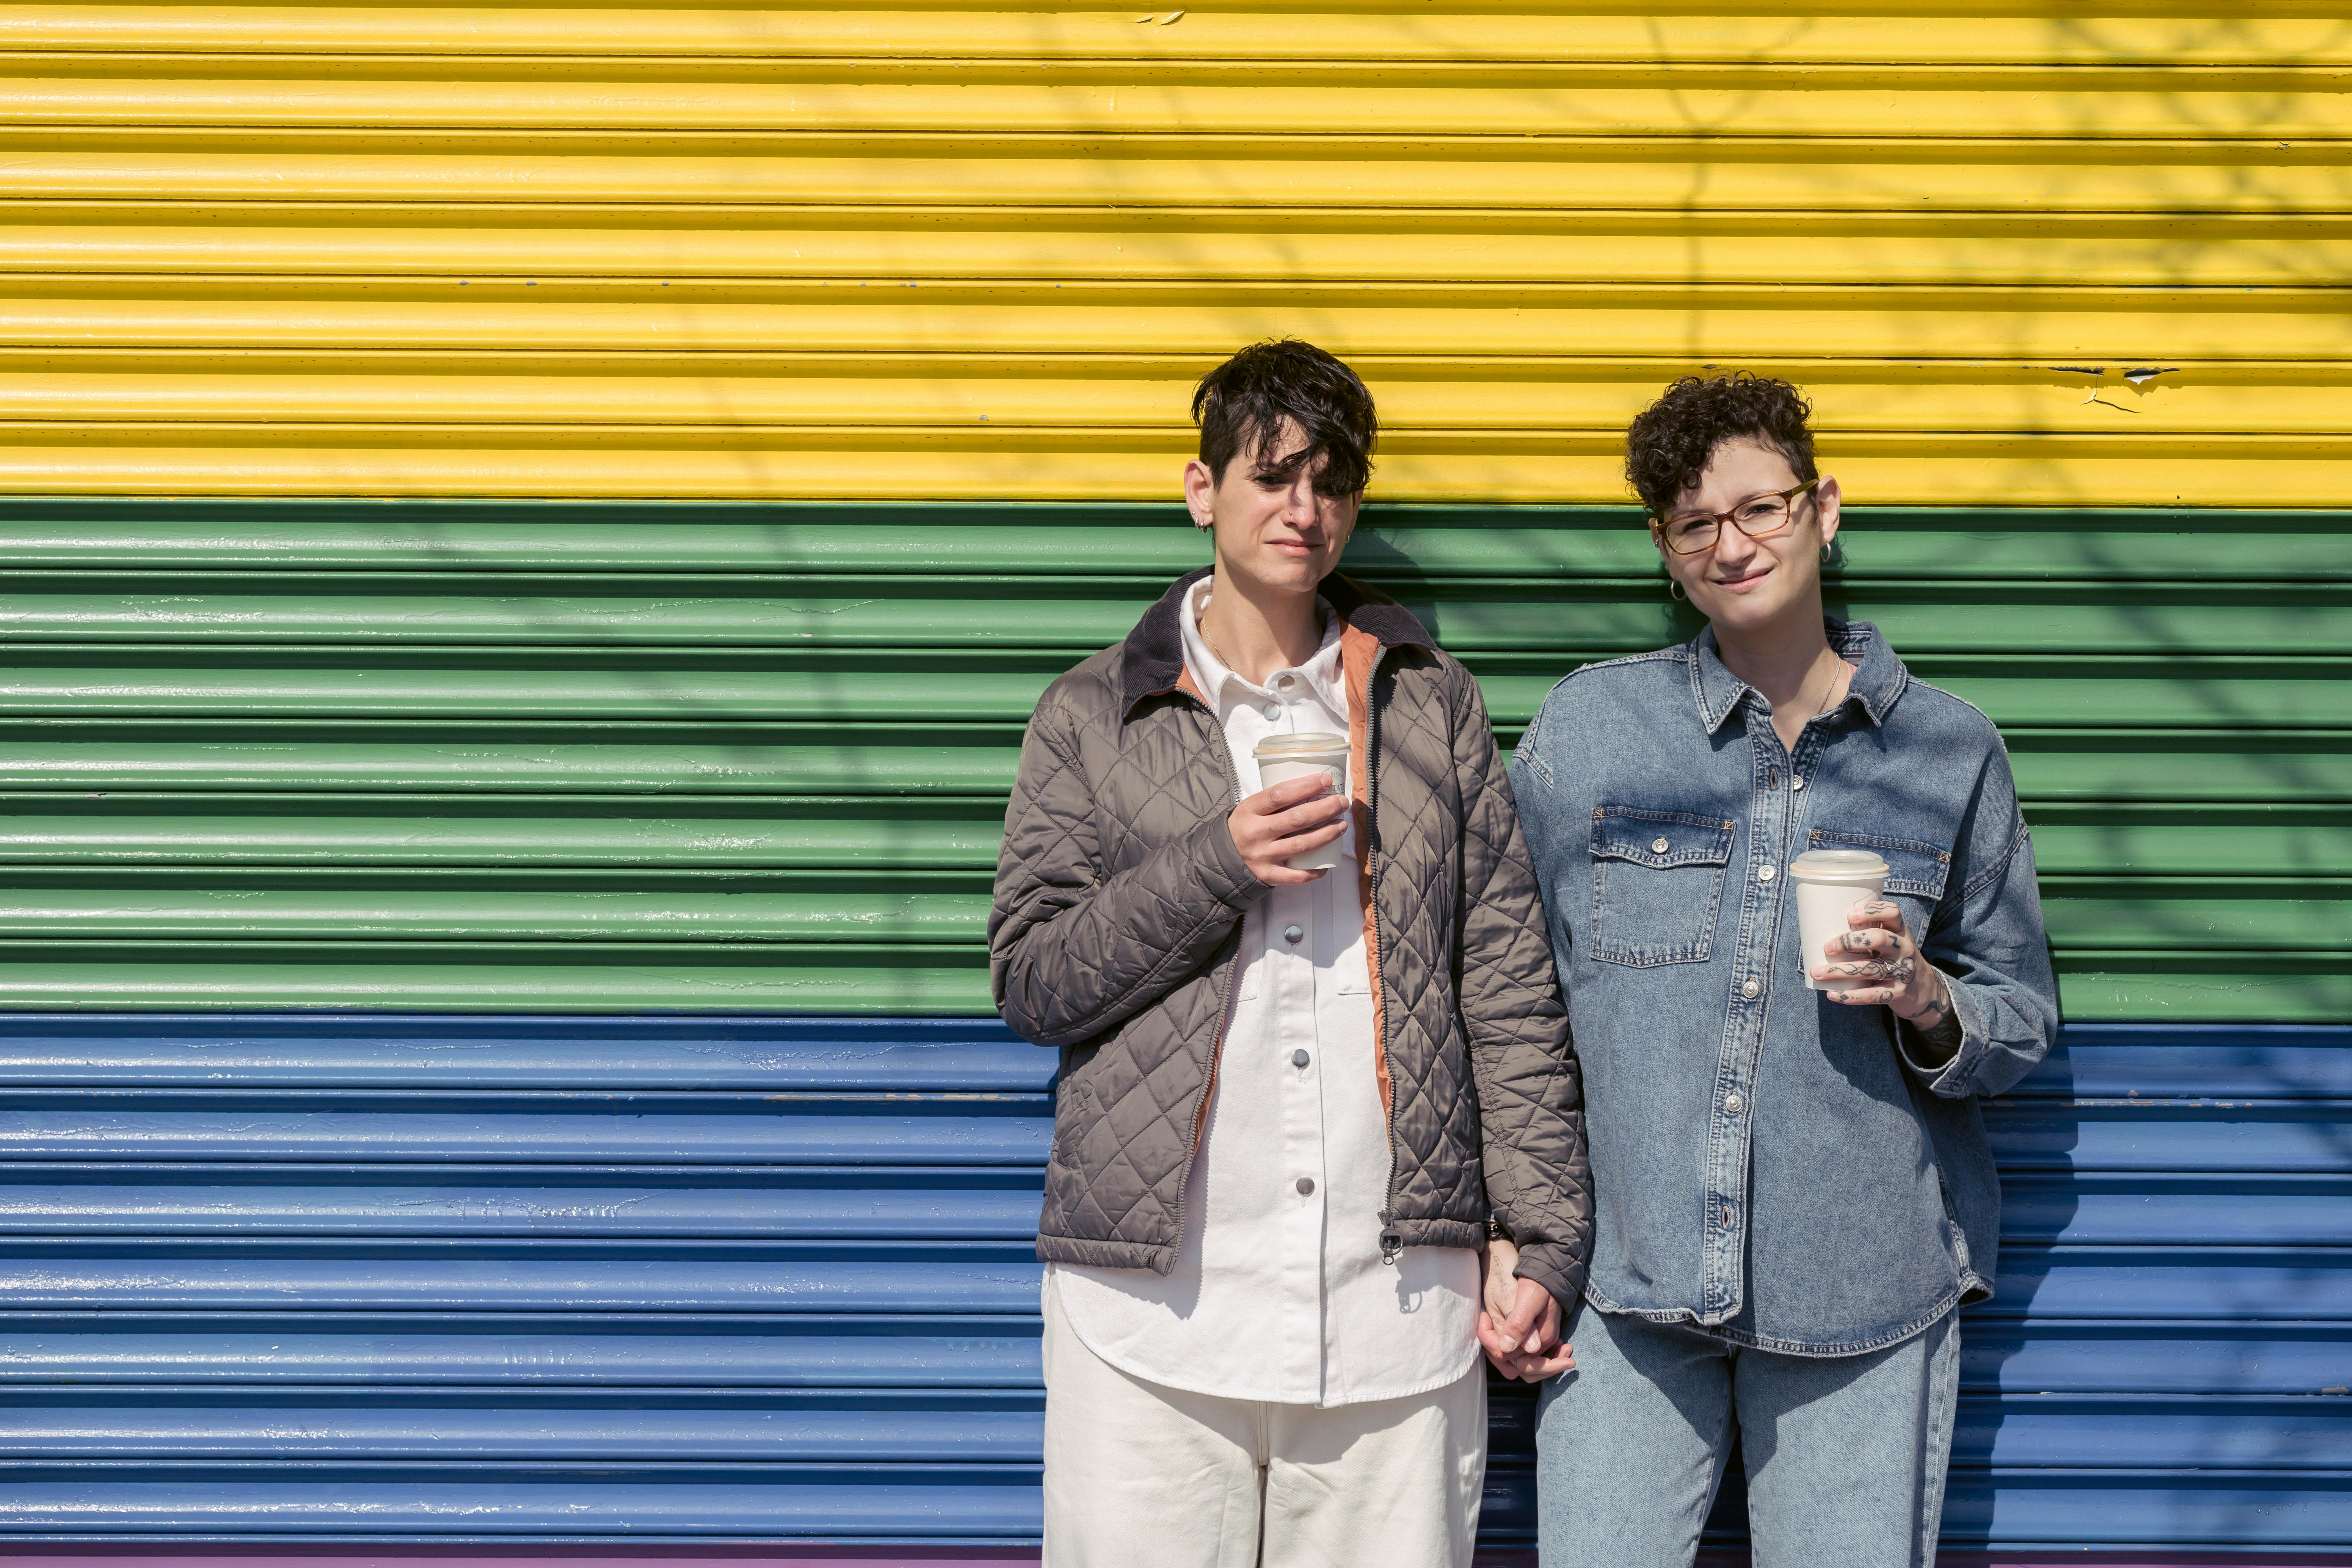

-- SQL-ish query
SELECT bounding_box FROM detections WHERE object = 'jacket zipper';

[1366,646,1404,1266]
[1173,700,1247,1254]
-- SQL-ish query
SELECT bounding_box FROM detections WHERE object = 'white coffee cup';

[1788,849,1891,991]
[1254,732,1352,871]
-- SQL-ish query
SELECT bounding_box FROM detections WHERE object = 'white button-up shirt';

[1047,580,1481,1407]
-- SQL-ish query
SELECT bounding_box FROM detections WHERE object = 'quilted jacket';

[990,564,1593,1307]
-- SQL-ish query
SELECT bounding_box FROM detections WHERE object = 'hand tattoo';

[1904,979,1964,1062]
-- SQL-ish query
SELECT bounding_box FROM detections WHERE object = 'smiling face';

[1185,416,1360,598]
[1655,437,1842,637]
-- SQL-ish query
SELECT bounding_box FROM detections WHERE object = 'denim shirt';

[1509,620,2057,1355]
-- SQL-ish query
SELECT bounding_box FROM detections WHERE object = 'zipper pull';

[1377,1209,1403,1265]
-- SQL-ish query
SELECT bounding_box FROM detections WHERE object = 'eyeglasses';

[1652,478,1822,556]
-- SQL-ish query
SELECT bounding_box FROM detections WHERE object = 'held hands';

[1811,899,1965,1058]
[1228,775,1350,886]
[1476,1238,1575,1382]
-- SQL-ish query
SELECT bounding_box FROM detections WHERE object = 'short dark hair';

[1624,372,1817,517]
[1191,339,1377,498]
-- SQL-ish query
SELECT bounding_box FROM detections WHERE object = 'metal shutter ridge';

[0,2,2342,1563]
[0,1014,2343,1553]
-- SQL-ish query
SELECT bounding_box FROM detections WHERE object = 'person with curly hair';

[1494,372,2058,1565]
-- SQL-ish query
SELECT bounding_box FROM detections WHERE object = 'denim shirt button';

[1740,978,1760,999]
[1651,837,1670,853]
[1725,1091,1744,1113]
[1757,864,1776,882]
[1790,775,1807,790]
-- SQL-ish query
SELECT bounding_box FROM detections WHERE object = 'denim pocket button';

[1588,806,1736,967]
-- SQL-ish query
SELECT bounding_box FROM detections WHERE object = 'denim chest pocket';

[1589,806,1737,967]
[1806,827,1953,937]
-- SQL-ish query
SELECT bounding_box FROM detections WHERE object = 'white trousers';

[1040,1289,1488,1568]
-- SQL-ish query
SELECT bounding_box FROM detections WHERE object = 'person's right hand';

[1229,775,1350,886]
[1478,1238,1576,1382]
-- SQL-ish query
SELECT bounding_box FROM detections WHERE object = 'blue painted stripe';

[0,1015,2335,1549]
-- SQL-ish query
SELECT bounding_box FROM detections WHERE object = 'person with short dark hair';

[1501,372,2057,1565]
[992,338,1592,1565]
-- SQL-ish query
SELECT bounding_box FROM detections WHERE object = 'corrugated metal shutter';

[0,6,2342,507]
[0,1013,2344,1549]
[0,1,2341,1558]
[0,499,2334,1020]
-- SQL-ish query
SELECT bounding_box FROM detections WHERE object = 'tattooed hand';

[1812,900,1965,1060]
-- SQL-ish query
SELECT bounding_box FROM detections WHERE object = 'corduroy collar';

[1119,565,1435,718]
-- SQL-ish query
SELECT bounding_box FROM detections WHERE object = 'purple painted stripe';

[0,1552,2348,1568]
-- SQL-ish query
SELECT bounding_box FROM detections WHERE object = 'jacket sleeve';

[989,695,1267,1050]
[1899,733,2059,1099]
[1451,669,1593,1308]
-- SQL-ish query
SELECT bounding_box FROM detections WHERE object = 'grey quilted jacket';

[990,565,1593,1306]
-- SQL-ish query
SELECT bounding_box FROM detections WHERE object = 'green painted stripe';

[0,501,2340,583]
[0,499,2332,1021]
[0,658,2336,730]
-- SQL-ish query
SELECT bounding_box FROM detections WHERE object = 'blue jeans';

[1534,1300,1959,1568]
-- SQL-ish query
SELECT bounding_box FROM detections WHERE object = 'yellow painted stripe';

[1,9,2347,67]
[0,82,2344,140]
[0,442,2334,505]
[0,153,2340,214]
[0,372,2330,437]
[0,5,2333,503]
[0,227,2345,290]
[0,298,2342,361]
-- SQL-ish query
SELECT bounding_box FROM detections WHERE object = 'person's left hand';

[1811,898,1953,1030]
[1477,1238,1575,1382]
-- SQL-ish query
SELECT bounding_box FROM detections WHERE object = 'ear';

[1330,491,1363,547]
[1813,475,1842,551]
[1183,457,1220,530]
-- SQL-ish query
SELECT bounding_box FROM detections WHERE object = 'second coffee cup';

[1788,848,1891,992]
[1254,732,1352,871]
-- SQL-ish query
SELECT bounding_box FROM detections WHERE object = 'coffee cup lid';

[1255,732,1351,759]
[1788,848,1890,882]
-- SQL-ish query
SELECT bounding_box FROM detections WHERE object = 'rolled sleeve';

[1900,787,2059,1099]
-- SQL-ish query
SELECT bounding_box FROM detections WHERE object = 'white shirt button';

[1725,1091,1744,1113]
[1740,978,1760,999]
[1292,1048,1310,1069]
[1651,836,1670,854]
[1758,864,1776,882]
[1296,1176,1316,1196]
[1283,924,1304,944]
[1791,775,1807,791]
[1262,702,1281,720]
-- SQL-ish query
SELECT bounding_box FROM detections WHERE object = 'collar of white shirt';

[1178,579,1348,725]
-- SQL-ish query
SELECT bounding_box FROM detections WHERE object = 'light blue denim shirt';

[1508,619,2057,1355]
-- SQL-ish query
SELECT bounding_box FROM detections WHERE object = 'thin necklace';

[1797,652,1843,719]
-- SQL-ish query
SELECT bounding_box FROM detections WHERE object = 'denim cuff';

[1901,969,1988,1098]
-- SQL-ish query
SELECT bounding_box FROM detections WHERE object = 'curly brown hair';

[1624,372,1816,517]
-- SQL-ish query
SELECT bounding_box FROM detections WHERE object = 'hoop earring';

[1668,577,1687,601]
[1192,517,1213,533]
[1820,544,1833,564]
